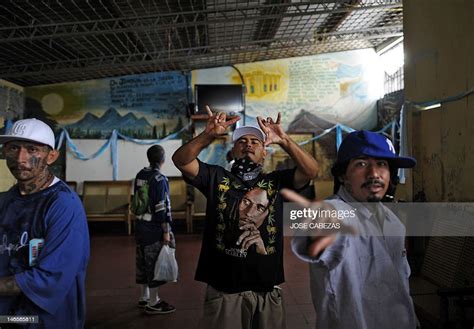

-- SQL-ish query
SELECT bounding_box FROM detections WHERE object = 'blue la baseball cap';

[334,130,416,168]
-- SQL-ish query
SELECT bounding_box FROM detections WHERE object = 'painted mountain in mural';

[66,108,154,139]
[288,110,338,173]
[73,112,100,127]
[287,110,335,133]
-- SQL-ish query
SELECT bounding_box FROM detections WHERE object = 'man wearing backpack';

[133,145,176,315]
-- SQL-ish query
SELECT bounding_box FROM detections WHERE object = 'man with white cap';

[172,106,318,329]
[0,118,90,328]
[285,130,418,329]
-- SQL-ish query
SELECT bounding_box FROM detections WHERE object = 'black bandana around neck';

[231,156,263,181]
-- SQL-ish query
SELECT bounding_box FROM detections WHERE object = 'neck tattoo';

[39,173,54,190]
[20,173,54,195]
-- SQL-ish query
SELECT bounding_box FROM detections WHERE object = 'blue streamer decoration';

[297,125,338,146]
[56,130,65,150]
[110,130,118,180]
[57,129,112,160]
[5,119,13,131]
[398,105,408,184]
[57,122,192,180]
[56,119,408,182]
[336,125,342,150]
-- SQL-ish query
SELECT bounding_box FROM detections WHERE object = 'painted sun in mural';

[41,93,64,115]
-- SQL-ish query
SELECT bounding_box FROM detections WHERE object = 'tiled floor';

[85,232,316,329]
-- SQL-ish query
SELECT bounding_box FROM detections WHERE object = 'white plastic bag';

[153,245,178,282]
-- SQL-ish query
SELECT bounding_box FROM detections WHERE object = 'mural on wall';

[0,80,24,135]
[192,48,383,179]
[191,120,232,166]
[25,72,190,139]
[192,48,382,131]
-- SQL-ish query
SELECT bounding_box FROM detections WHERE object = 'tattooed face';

[3,141,58,186]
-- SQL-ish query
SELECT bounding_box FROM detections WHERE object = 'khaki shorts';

[199,285,286,329]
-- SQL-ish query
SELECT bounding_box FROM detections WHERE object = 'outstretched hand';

[204,106,240,137]
[257,112,287,146]
[281,188,356,257]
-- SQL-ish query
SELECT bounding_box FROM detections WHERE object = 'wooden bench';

[82,180,133,235]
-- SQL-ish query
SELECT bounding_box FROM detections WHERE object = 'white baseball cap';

[232,126,266,143]
[0,118,56,149]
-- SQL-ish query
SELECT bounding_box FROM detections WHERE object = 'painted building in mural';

[245,70,282,97]
[193,48,382,131]
[192,48,383,177]
[22,48,381,141]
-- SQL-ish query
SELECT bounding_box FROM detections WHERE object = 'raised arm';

[257,113,318,189]
[172,106,240,179]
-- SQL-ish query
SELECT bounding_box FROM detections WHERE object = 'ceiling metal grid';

[0,0,403,87]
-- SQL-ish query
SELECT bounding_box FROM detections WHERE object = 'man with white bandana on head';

[172,106,319,329]
[0,118,90,329]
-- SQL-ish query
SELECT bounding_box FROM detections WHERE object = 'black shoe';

[138,300,148,308]
[145,300,176,315]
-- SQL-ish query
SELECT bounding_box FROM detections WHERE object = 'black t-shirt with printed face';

[186,160,297,293]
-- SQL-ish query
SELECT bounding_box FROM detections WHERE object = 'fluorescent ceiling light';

[421,103,441,111]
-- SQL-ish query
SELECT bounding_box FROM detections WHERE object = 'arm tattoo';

[0,276,22,296]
